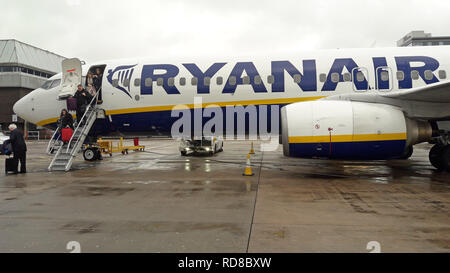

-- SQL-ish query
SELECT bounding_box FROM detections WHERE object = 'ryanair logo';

[108,56,441,98]
[107,64,137,98]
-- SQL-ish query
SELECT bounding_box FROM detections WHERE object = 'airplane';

[12,46,450,172]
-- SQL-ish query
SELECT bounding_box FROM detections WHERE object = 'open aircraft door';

[59,58,82,99]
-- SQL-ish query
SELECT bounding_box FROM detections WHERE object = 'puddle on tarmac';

[122,180,167,185]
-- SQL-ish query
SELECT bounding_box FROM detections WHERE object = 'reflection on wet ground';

[0,140,448,252]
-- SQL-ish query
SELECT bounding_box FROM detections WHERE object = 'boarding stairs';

[48,92,101,172]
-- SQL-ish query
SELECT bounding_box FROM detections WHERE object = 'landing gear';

[400,146,414,159]
[429,144,450,172]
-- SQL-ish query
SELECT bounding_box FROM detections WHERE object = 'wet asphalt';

[0,139,448,253]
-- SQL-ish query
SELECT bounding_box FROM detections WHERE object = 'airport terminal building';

[0,39,66,133]
[397,31,450,47]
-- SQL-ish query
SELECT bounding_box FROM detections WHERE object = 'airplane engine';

[281,100,432,159]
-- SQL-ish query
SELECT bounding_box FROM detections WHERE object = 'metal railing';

[65,89,100,154]
[46,126,62,154]
[27,130,40,140]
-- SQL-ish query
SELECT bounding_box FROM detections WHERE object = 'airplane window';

[424,70,433,81]
[411,70,419,80]
[243,76,250,84]
[145,78,152,87]
[293,74,301,83]
[157,78,164,86]
[191,77,198,86]
[396,71,404,81]
[319,73,326,82]
[204,77,211,86]
[254,75,262,85]
[267,75,274,84]
[331,72,339,83]
[229,76,237,86]
[380,71,389,81]
[41,80,52,90]
[134,78,141,86]
[112,79,119,87]
[123,78,130,87]
[356,71,365,82]
[49,79,61,89]
[168,77,175,87]
[343,73,351,82]
[439,70,446,79]
[179,77,186,86]
[216,77,223,85]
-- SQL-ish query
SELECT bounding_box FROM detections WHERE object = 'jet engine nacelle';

[281,100,432,159]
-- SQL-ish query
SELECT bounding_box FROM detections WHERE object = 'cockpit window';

[41,80,53,90]
[49,79,61,89]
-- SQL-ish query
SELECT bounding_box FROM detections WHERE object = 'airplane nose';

[13,96,30,122]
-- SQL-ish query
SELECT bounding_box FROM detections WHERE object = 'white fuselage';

[13,46,450,136]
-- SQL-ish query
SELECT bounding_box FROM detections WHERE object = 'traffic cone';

[243,153,254,176]
[249,142,255,154]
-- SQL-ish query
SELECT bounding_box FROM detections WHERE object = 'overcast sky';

[1,0,450,62]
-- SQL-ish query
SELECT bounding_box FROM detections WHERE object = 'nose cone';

[13,94,33,123]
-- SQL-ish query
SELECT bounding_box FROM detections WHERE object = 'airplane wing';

[322,80,450,120]
[380,80,450,103]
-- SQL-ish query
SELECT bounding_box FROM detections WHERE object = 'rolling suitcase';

[5,157,16,174]
[61,128,73,143]
[66,97,77,111]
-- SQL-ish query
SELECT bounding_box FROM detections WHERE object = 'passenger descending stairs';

[48,101,100,172]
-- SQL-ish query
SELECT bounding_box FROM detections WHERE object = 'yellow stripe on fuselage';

[36,96,325,126]
[104,96,325,115]
[289,133,407,143]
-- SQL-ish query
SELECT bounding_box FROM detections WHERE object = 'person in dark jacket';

[93,68,103,103]
[71,84,92,125]
[8,124,27,174]
[59,109,74,130]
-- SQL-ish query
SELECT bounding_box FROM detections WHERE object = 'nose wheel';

[429,144,450,172]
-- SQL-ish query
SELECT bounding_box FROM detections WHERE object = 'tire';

[218,143,224,152]
[399,146,413,159]
[442,145,450,172]
[181,151,187,156]
[429,145,445,171]
[96,149,103,160]
[83,148,97,161]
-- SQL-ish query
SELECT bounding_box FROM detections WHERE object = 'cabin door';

[59,58,82,99]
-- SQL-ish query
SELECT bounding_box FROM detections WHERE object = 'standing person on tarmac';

[8,124,27,174]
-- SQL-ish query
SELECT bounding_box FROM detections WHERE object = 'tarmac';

[0,139,449,253]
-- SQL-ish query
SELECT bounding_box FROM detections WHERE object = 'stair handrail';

[46,123,62,154]
[65,89,100,153]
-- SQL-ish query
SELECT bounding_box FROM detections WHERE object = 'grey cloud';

[0,0,449,63]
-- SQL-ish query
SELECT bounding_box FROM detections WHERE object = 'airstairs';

[48,93,101,172]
